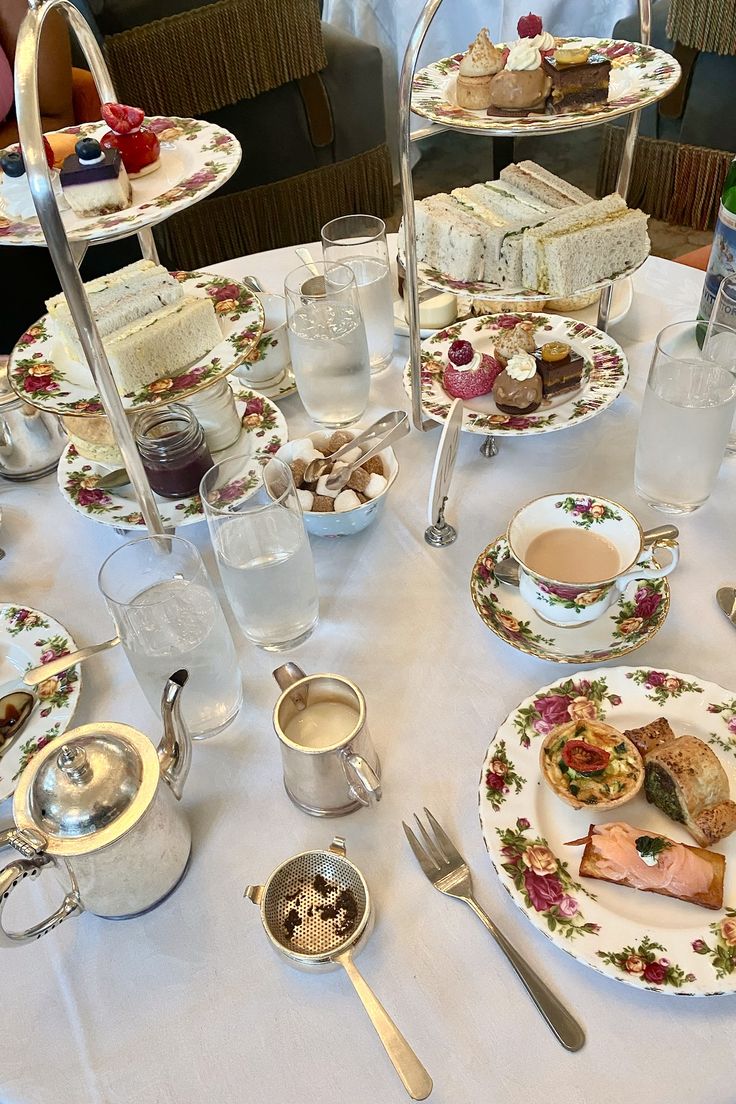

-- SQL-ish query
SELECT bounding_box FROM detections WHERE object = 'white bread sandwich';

[499,160,591,208]
[105,297,222,394]
[521,193,650,296]
[46,260,184,355]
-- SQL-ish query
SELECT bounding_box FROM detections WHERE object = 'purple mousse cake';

[60,137,132,217]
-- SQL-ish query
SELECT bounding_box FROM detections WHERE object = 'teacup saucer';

[235,364,297,401]
[470,535,670,664]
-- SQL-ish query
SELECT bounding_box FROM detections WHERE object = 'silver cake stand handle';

[15,0,165,536]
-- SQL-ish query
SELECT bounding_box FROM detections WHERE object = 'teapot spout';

[157,670,191,801]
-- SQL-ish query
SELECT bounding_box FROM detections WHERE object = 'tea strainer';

[245,837,432,1100]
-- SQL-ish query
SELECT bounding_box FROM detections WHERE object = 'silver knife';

[717,587,736,625]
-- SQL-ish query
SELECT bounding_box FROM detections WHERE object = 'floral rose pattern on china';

[31,635,78,714]
[496,820,598,939]
[554,495,622,529]
[13,722,62,781]
[626,669,704,705]
[484,739,525,811]
[707,697,736,759]
[513,676,622,748]
[597,935,695,988]
[3,607,49,636]
[609,577,667,642]
[692,910,736,978]
[471,545,555,651]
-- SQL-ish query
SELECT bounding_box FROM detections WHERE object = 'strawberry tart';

[442,338,502,400]
[100,102,160,178]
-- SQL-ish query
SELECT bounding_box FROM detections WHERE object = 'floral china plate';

[0,605,81,803]
[0,117,240,245]
[471,536,669,664]
[412,39,681,136]
[9,271,264,416]
[57,384,287,530]
[405,312,628,437]
[235,364,297,401]
[479,666,736,995]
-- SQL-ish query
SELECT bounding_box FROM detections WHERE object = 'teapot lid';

[13,722,160,856]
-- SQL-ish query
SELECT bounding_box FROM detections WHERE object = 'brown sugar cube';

[357,493,369,504]
[311,494,335,513]
[346,467,370,493]
[362,456,384,477]
[289,459,306,488]
[324,430,354,454]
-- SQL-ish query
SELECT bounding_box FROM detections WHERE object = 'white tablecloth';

[2,245,735,1104]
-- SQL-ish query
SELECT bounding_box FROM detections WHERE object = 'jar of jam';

[134,404,213,498]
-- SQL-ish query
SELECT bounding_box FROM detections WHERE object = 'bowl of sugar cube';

[275,426,398,536]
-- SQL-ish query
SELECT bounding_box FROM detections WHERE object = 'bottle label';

[698,203,736,322]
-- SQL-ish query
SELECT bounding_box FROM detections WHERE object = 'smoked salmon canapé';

[540,720,644,811]
[569,822,725,910]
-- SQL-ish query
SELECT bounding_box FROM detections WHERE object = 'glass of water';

[634,320,736,513]
[200,455,319,651]
[321,214,394,374]
[98,535,243,739]
[706,274,736,455]
[285,260,370,428]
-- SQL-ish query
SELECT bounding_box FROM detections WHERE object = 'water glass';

[200,455,319,651]
[321,214,394,374]
[705,274,736,454]
[634,321,736,513]
[285,261,370,428]
[98,535,243,739]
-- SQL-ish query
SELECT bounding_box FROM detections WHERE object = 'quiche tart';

[540,719,644,811]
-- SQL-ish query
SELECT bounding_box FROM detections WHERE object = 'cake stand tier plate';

[0,604,81,802]
[411,39,681,136]
[57,383,287,530]
[404,311,628,436]
[0,117,241,245]
[479,666,736,996]
[9,270,264,415]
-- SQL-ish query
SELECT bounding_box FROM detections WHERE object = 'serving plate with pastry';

[411,20,681,136]
[8,263,264,415]
[478,666,736,994]
[405,311,627,437]
[0,111,241,245]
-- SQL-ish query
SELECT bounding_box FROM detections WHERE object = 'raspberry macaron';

[443,338,502,400]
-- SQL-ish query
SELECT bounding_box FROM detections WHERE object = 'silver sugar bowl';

[0,359,66,481]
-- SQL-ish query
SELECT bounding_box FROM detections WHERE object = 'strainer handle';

[341,751,381,807]
[338,951,432,1100]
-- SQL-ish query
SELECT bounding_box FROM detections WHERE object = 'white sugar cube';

[339,447,362,465]
[334,490,362,512]
[316,474,340,499]
[288,438,325,464]
[297,489,314,511]
[364,473,387,499]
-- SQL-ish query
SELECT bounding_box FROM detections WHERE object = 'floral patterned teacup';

[508,492,679,627]
[239,293,290,387]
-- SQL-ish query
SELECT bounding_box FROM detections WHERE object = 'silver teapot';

[0,671,192,946]
[0,361,66,481]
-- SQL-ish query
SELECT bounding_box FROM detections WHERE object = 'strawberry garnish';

[517,12,543,38]
[101,102,146,134]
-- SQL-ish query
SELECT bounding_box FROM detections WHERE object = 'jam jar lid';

[13,722,160,856]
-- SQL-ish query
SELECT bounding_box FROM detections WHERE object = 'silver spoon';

[494,524,679,587]
[0,635,121,756]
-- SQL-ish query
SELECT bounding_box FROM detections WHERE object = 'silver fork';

[403,808,585,1052]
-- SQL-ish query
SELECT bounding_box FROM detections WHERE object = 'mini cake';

[533,340,584,397]
[0,140,63,219]
[61,413,126,467]
[487,40,551,115]
[491,318,537,366]
[443,338,502,399]
[542,47,611,114]
[456,28,504,110]
[492,351,542,413]
[100,102,160,178]
[60,137,132,216]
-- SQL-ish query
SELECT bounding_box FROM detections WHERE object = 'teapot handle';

[0,827,81,947]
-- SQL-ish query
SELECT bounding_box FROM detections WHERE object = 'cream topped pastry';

[443,338,502,399]
[505,350,537,380]
[505,40,542,72]
[456,28,503,110]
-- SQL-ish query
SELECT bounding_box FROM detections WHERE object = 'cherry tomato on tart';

[540,719,644,811]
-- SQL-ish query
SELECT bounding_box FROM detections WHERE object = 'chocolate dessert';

[493,369,543,414]
[542,51,611,114]
[533,341,585,397]
[486,69,552,115]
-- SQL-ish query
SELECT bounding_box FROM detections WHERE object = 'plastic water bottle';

[697,157,736,342]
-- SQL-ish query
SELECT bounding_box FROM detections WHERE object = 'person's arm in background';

[0,0,75,144]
